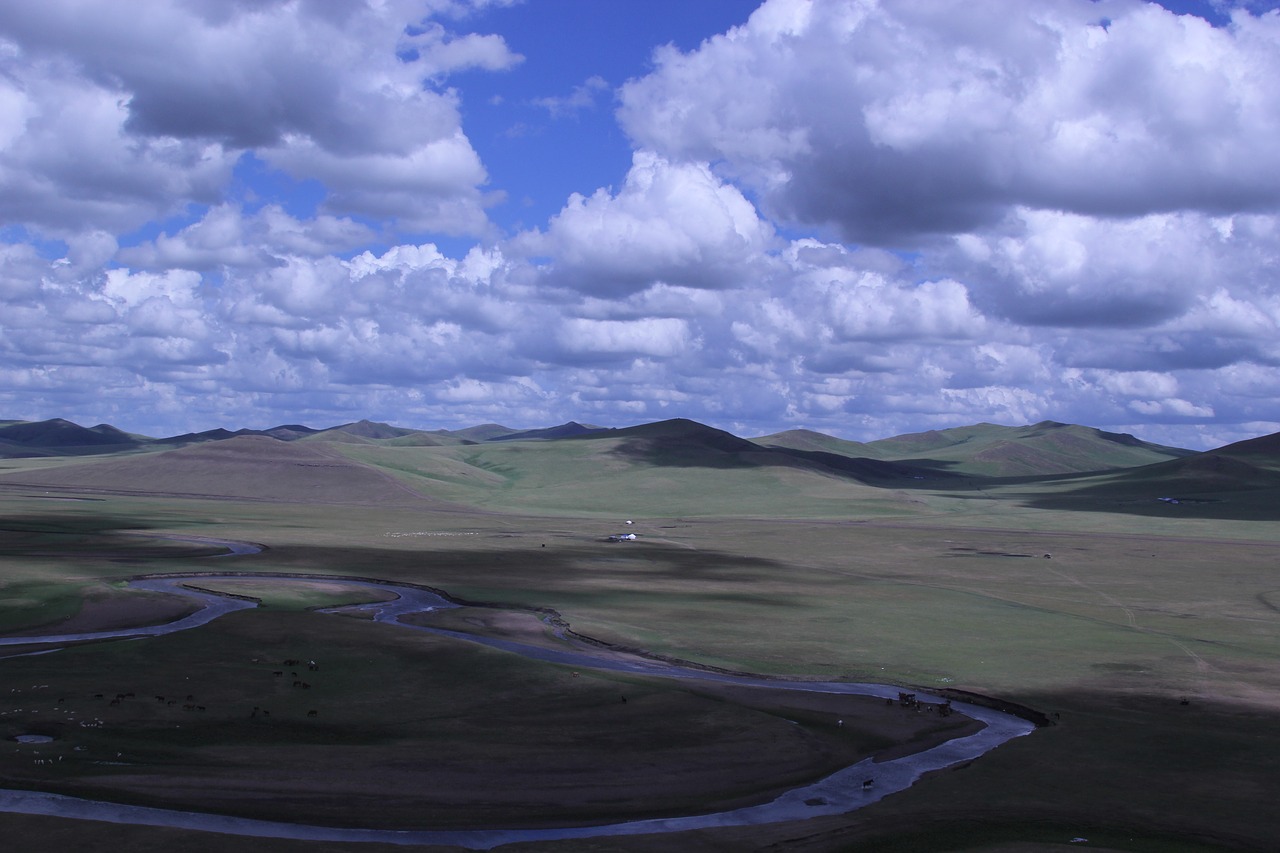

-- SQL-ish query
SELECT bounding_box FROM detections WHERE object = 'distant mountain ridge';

[2,415,1278,518]
[0,415,1213,475]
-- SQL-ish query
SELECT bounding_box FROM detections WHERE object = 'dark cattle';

[307,710,318,718]
[862,779,874,789]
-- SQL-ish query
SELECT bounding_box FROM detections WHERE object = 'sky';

[2,0,1279,449]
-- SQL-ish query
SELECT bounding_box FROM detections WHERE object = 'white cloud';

[3,0,1280,449]
[951,208,1236,328]
[533,75,610,118]
[1098,370,1180,399]
[1129,398,1215,418]
[0,0,516,237]
[557,317,693,359]
[118,205,376,270]
[517,150,776,295]
[619,0,1280,243]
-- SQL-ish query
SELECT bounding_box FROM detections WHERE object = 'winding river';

[0,538,1036,848]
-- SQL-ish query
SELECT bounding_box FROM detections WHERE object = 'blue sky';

[1,0,1279,449]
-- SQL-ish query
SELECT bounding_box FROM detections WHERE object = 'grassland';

[0,421,1277,851]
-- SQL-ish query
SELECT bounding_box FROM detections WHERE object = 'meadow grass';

[0,605,953,832]
[0,466,1277,850]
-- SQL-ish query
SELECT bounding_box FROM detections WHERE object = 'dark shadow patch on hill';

[765,448,963,483]
[1019,452,1280,520]
[0,514,233,559]
[224,540,811,615]
[0,418,142,458]
[840,686,1280,853]
[587,419,943,484]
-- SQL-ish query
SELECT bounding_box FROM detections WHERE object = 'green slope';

[331,419,930,518]
[761,420,1191,477]
[1015,430,1280,520]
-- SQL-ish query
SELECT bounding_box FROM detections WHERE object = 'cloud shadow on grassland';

[853,687,1280,853]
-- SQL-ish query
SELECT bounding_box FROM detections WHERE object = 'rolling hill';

[758,420,1192,477]
[1017,428,1280,520]
[5,414,1277,519]
[0,435,439,505]
[0,418,141,457]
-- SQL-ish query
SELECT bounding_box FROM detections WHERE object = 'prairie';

[0,418,1277,851]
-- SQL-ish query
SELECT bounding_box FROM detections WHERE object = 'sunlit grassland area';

[0,436,1278,851]
[327,436,928,518]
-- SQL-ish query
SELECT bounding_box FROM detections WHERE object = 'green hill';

[754,428,878,458]
[0,435,439,505]
[1017,430,1280,520]
[321,418,934,518]
[6,414,1275,520]
[764,421,1190,477]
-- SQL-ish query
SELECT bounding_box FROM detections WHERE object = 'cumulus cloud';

[0,51,234,233]
[951,208,1231,327]
[556,317,694,360]
[3,0,1280,448]
[0,0,517,237]
[118,205,375,270]
[517,150,777,295]
[619,0,1280,244]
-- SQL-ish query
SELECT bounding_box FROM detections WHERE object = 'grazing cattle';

[307,710,318,717]
[273,671,283,677]
[862,779,874,789]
